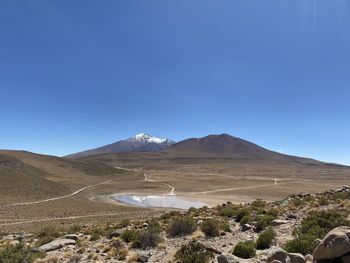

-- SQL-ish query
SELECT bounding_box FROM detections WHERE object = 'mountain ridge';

[66,133,175,158]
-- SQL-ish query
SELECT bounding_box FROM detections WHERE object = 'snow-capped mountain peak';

[133,133,170,144]
[67,133,175,157]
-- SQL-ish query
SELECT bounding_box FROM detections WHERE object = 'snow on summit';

[133,133,169,144]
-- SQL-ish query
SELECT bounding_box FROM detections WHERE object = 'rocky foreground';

[1,186,350,263]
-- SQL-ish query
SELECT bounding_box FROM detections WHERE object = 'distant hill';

[67,133,175,158]
[0,150,122,202]
[166,133,319,163]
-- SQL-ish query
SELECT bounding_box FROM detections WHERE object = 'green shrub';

[219,221,231,232]
[239,215,250,226]
[161,211,180,220]
[256,228,276,249]
[146,218,162,232]
[0,242,45,263]
[255,215,274,232]
[120,229,138,243]
[87,228,105,241]
[251,199,266,209]
[266,208,279,218]
[188,207,197,213]
[167,217,197,237]
[284,235,315,255]
[117,219,130,228]
[131,229,162,249]
[201,219,220,237]
[284,210,349,255]
[219,207,238,218]
[68,224,82,233]
[236,208,250,222]
[318,197,329,206]
[174,242,214,263]
[233,241,256,259]
[36,225,62,239]
[292,198,304,207]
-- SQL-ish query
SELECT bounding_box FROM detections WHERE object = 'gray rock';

[270,219,289,226]
[313,226,350,261]
[287,252,305,263]
[68,253,82,263]
[304,254,313,263]
[37,238,76,252]
[64,234,79,241]
[285,213,297,220]
[242,224,252,232]
[138,255,149,262]
[109,229,125,238]
[342,254,350,263]
[267,249,288,263]
[217,254,262,263]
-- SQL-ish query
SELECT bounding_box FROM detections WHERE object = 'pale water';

[113,195,206,209]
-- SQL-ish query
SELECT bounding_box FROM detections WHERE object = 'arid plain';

[1,134,350,233]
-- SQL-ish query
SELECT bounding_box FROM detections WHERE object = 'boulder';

[267,249,288,263]
[342,254,350,263]
[313,226,350,261]
[287,253,305,263]
[267,249,305,263]
[242,224,252,232]
[37,238,76,252]
[270,220,289,226]
[217,254,262,263]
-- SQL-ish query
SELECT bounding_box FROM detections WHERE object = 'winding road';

[0,210,161,227]
[1,180,112,207]
[143,172,176,195]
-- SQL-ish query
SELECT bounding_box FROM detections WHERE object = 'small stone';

[287,252,305,263]
[304,254,313,263]
[138,255,149,262]
[242,224,252,232]
[64,234,79,241]
[270,219,289,226]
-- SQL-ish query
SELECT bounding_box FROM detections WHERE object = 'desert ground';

[1,150,349,233]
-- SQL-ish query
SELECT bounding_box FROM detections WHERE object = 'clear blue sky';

[1,1,349,165]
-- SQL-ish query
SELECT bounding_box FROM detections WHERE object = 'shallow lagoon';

[113,195,206,209]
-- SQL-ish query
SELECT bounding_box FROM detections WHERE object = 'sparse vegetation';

[201,219,220,237]
[167,217,197,237]
[254,214,275,232]
[174,242,214,263]
[131,228,162,249]
[121,229,138,243]
[251,199,266,209]
[284,210,349,255]
[219,206,237,218]
[239,215,250,226]
[235,208,250,223]
[233,241,256,259]
[0,242,46,263]
[256,227,276,249]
